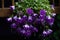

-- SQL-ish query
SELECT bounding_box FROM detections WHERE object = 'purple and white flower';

[17,17,23,24]
[23,24,30,28]
[7,17,12,22]
[46,15,54,26]
[33,13,38,17]
[47,29,53,34]
[22,15,27,20]
[10,6,15,10]
[39,9,46,23]
[43,29,53,36]
[28,16,33,23]
[13,15,18,21]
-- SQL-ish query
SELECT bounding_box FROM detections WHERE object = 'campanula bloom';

[26,8,34,15]
[46,15,54,26]
[7,17,12,22]
[10,6,15,10]
[43,29,53,36]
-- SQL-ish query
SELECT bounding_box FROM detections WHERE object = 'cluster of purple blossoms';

[17,24,38,37]
[7,5,56,37]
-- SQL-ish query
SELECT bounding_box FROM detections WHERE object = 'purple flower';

[20,29,26,34]
[39,9,46,23]
[33,27,38,32]
[17,17,23,24]
[46,15,54,26]
[39,9,46,15]
[11,23,17,29]
[43,30,47,35]
[26,8,34,15]
[7,17,12,22]
[23,24,30,29]
[39,15,45,22]
[33,13,38,17]
[28,16,33,23]
[10,6,15,10]
[22,15,27,20]
[30,25,38,32]
[17,16,27,24]
[22,15,27,23]
[23,24,32,30]
[47,29,53,34]
[13,15,18,21]
[43,29,53,36]
[39,15,45,25]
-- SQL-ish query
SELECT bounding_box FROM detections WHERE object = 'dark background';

[0,0,60,8]
[0,0,18,8]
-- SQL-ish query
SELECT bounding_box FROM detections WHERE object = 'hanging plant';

[7,0,56,38]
